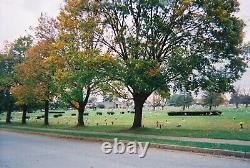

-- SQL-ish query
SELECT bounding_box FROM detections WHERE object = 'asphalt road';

[0,131,249,168]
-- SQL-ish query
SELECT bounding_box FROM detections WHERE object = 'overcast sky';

[0,0,249,90]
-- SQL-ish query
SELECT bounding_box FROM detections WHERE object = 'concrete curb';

[150,143,250,159]
[1,128,250,159]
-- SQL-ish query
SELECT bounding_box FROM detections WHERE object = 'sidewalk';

[4,126,250,146]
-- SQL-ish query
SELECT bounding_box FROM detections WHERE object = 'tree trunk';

[182,105,185,111]
[21,104,28,124]
[236,102,239,109]
[5,91,13,124]
[77,87,91,126]
[6,109,11,124]
[44,100,49,126]
[209,105,212,111]
[77,102,85,126]
[131,93,150,129]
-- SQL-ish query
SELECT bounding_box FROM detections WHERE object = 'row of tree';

[230,92,250,108]
[0,0,249,129]
[154,91,225,111]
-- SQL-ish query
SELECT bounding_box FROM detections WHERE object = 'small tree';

[151,92,161,110]
[241,89,250,107]
[0,36,33,124]
[230,87,241,108]
[169,94,193,111]
[241,95,250,107]
[203,92,225,110]
[154,90,170,110]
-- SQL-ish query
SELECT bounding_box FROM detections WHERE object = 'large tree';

[18,14,59,126]
[53,0,113,126]
[9,36,33,124]
[19,40,58,126]
[97,0,246,128]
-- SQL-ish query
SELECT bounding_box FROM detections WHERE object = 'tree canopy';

[1,0,248,129]
[169,94,193,110]
[202,92,225,110]
[97,0,246,128]
[0,36,33,123]
[52,0,115,126]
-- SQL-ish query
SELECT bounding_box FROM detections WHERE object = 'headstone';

[96,112,102,115]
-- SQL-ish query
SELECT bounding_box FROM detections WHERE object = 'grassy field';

[1,106,250,140]
[2,126,250,153]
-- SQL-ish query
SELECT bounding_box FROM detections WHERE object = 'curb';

[1,128,250,159]
[150,143,250,159]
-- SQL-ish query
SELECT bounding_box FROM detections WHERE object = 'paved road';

[0,131,249,168]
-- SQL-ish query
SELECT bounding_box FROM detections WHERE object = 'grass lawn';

[2,125,250,153]
[1,106,250,141]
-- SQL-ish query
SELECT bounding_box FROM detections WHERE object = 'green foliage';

[202,92,225,110]
[10,36,35,106]
[100,0,246,95]
[230,93,241,107]
[0,36,33,112]
[54,0,115,110]
[0,55,15,91]
[97,0,247,128]
[1,0,247,128]
[169,94,193,110]
[229,87,250,107]
[117,59,168,93]
[241,95,250,107]
[9,36,33,63]
[0,90,15,113]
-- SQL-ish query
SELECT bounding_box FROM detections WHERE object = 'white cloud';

[0,0,63,47]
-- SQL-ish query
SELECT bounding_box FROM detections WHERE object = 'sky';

[0,0,249,90]
[235,0,250,90]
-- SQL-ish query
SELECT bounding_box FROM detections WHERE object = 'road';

[0,131,249,168]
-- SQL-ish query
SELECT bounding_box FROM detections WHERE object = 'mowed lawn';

[1,106,250,141]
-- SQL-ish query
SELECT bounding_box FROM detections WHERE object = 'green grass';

[1,106,250,140]
[1,125,250,153]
